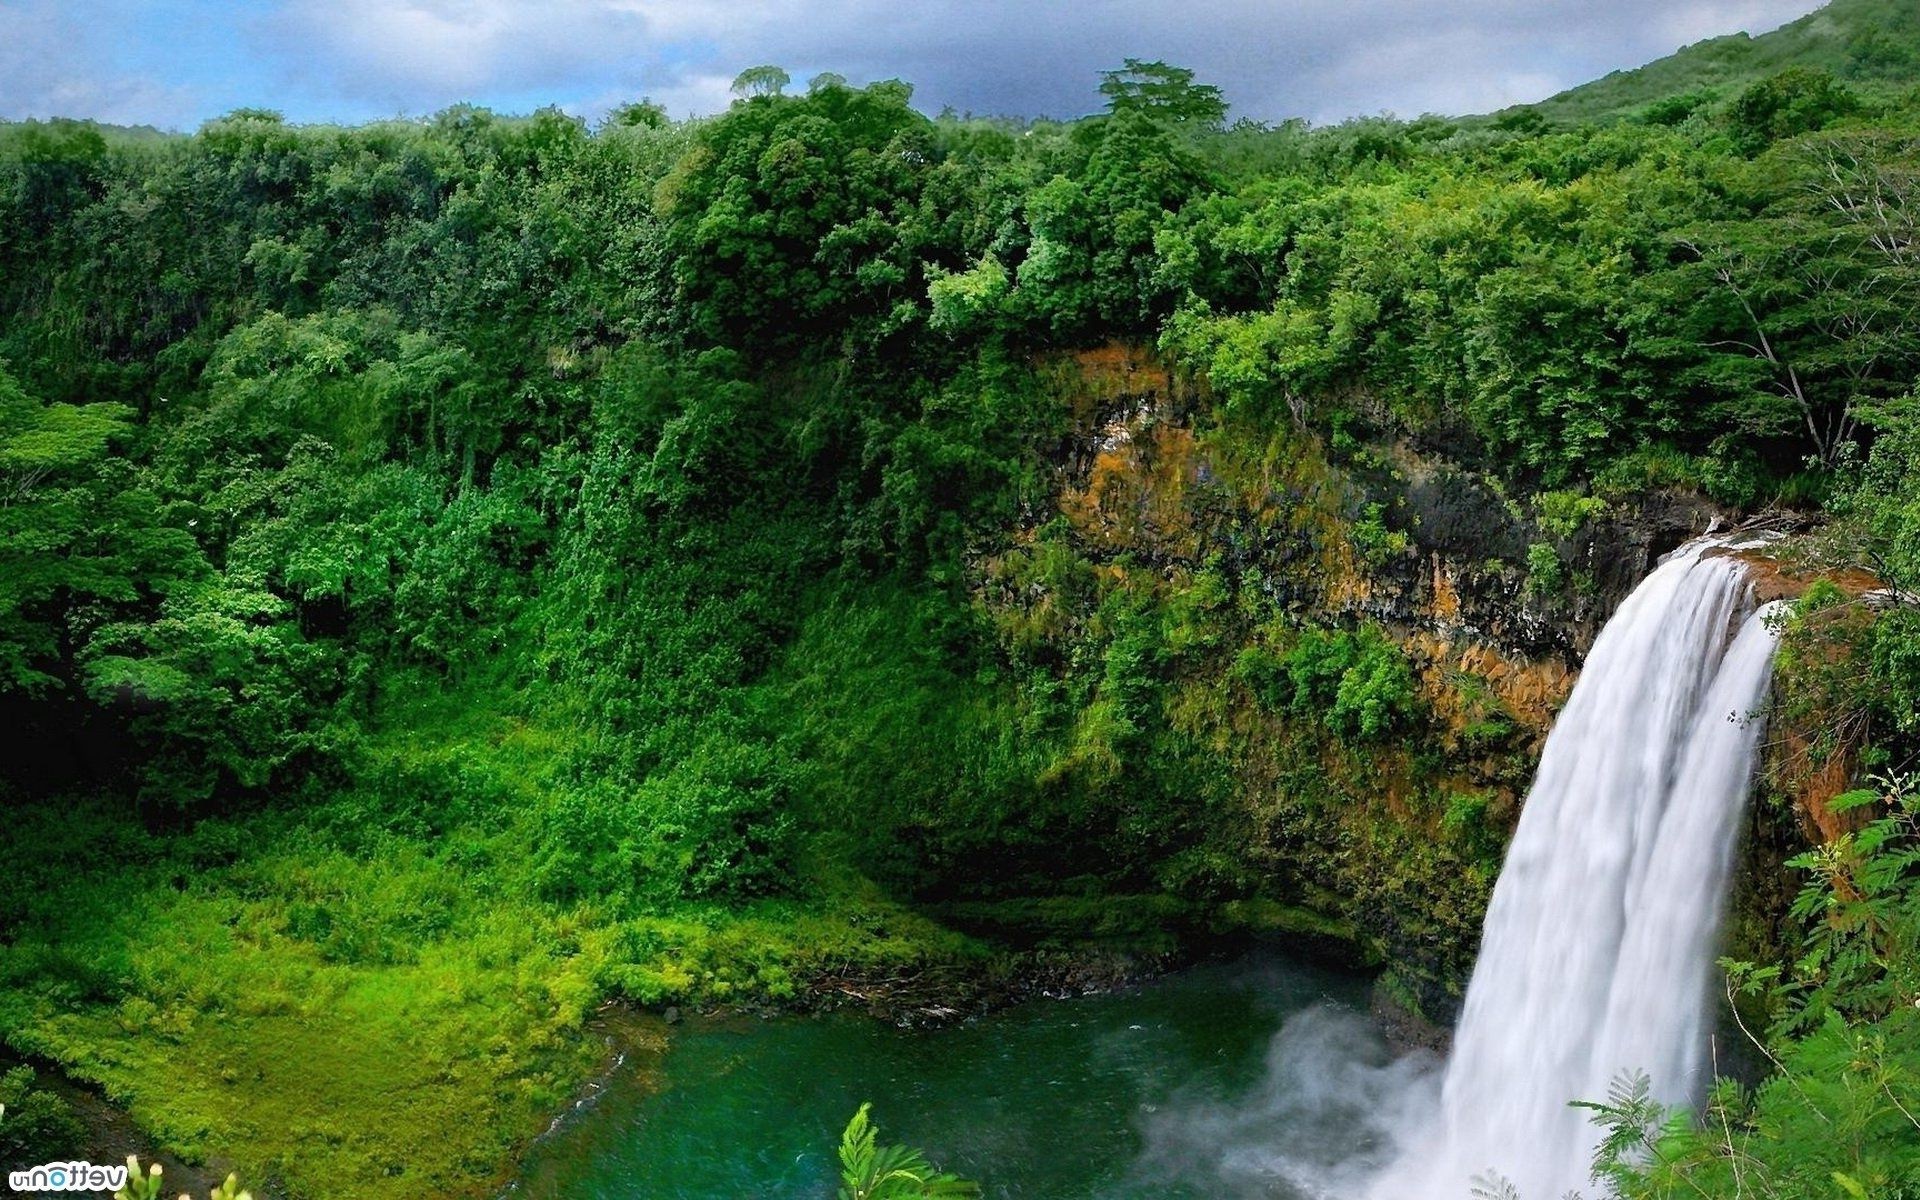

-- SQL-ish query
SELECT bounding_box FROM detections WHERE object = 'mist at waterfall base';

[1141,539,1786,1200]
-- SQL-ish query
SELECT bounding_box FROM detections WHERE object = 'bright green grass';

[0,681,991,1200]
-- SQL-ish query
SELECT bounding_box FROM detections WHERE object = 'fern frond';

[1468,1171,1522,1200]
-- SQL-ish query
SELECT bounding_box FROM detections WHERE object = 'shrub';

[1352,502,1411,567]
[0,1067,86,1162]
[651,735,804,901]
[1524,542,1565,598]
[1533,490,1606,540]
[1267,625,1422,740]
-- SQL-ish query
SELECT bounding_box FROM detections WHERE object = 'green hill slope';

[1511,0,1920,124]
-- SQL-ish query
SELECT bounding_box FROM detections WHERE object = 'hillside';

[1510,0,1920,125]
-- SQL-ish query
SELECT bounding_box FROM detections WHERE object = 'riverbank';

[0,1049,223,1197]
[1,772,1374,1200]
[0,773,963,1199]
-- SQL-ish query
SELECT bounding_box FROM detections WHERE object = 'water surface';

[512,952,1405,1200]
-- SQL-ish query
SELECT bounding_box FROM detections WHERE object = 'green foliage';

[926,254,1010,335]
[1727,68,1860,155]
[1778,776,1920,1032]
[1572,772,1920,1200]
[639,731,804,901]
[83,575,349,806]
[0,361,197,696]
[190,309,479,467]
[1523,542,1566,598]
[1352,502,1410,567]
[731,66,792,99]
[1441,791,1503,868]
[1534,489,1607,540]
[1578,1010,1920,1200]
[1098,60,1229,128]
[0,1067,85,1162]
[1832,393,1920,737]
[1847,392,1920,584]
[836,1104,979,1200]
[1261,626,1422,741]
[658,78,939,345]
[1014,112,1217,334]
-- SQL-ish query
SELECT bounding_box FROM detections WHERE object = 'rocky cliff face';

[970,343,1855,1025]
[1040,343,1736,664]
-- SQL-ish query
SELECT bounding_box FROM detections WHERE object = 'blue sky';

[0,0,1830,131]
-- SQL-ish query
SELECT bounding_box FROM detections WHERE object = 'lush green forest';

[1,2,1918,1197]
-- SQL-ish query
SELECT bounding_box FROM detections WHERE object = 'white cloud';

[261,0,658,107]
[1650,0,1823,48]
[0,0,200,125]
[638,71,739,120]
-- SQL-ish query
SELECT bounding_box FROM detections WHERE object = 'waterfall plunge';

[1369,539,1786,1200]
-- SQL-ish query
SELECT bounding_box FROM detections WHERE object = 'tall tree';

[1097,59,1228,129]
[732,65,792,100]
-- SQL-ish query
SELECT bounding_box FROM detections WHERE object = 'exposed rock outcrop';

[980,342,1871,1025]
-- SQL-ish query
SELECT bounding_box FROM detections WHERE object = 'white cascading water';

[1368,538,1786,1200]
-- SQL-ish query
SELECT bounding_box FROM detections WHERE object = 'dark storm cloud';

[643,0,1827,121]
[1,0,1830,129]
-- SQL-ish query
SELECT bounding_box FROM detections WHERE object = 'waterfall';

[1369,539,1786,1200]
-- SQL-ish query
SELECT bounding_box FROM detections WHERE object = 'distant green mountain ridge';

[1502,0,1920,126]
